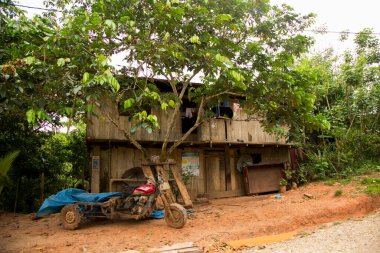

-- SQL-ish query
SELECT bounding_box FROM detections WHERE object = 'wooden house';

[86,81,292,200]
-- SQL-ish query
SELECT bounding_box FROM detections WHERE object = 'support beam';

[91,147,100,193]
[225,145,231,191]
[156,164,176,203]
[169,163,193,208]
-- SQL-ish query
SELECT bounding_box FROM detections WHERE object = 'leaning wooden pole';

[142,161,193,208]
[167,160,193,208]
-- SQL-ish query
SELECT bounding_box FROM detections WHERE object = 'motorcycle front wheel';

[164,203,187,229]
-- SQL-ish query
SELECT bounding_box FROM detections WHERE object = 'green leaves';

[95,54,109,67]
[82,72,90,83]
[189,35,201,45]
[104,19,116,31]
[163,32,170,41]
[168,100,176,108]
[228,70,244,82]
[107,75,120,92]
[93,70,120,92]
[24,56,36,65]
[161,102,168,110]
[130,111,159,134]
[124,98,135,109]
[56,58,70,67]
[57,58,65,67]
[216,14,233,22]
[26,109,35,124]
[215,54,233,67]
[0,150,20,195]
[26,108,51,123]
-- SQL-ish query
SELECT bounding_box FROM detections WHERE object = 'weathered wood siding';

[90,145,289,199]
[198,110,287,144]
[240,147,290,164]
[87,98,181,142]
[88,99,287,144]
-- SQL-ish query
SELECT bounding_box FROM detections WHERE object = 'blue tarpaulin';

[150,209,195,219]
[35,188,122,218]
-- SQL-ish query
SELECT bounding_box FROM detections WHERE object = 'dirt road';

[241,210,380,253]
[0,180,379,253]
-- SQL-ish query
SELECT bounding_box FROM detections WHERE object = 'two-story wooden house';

[86,80,292,200]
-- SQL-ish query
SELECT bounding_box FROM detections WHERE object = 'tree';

[295,29,380,180]
[3,0,319,161]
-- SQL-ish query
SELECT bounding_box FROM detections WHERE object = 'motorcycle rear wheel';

[61,204,82,230]
[164,203,187,229]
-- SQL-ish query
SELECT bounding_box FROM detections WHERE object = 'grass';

[361,177,380,196]
[319,168,379,197]
[334,189,343,197]
[324,178,352,186]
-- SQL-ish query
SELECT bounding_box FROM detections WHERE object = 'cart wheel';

[164,203,187,229]
[61,204,82,230]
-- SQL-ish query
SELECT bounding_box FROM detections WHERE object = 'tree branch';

[205,91,245,102]
[168,96,206,155]
[163,72,178,96]
[100,105,147,157]
[185,69,201,84]
[160,80,191,160]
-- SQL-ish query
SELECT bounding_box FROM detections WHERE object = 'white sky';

[272,0,380,53]
[17,0,380,54]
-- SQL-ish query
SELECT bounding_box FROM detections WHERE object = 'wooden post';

[169,163,193,208]
[156,164,176,203]
[225,145,231,191]
[91,147,100,193]
[141,164,155,179]
[142,161,193,208]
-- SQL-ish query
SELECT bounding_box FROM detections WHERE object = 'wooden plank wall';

[87,98,286,144]
[90,145,289,198]
[197,119,226,142]
[229,149,244,192]
[198,110,287,144]
[87,98,181,142]
[91,146,202,196]
[172,148,206,200]
[240,147,290,164]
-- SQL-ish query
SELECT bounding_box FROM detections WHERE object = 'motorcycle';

[60,174,187,230]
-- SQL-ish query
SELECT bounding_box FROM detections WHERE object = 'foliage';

[0,112,88,212]
[361,177,380,196]
[1,1,119,131]
[0,150,20,195]
[279,178,288,186]
[284,169,293,180]
[181,167,193,186]
[324,178,351,186]
[334,189,343,197]
[296,165,310,184]
[295,29,380,181]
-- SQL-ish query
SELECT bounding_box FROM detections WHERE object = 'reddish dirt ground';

[0,181,379,253]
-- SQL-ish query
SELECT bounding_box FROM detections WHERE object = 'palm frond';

[0,150,20,194]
